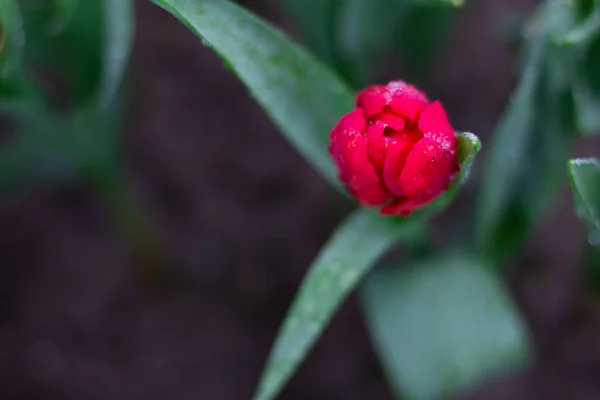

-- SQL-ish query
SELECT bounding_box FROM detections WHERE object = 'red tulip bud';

[329,81,459,216]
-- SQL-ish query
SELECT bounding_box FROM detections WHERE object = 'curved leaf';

[568,158,600,244]
[361,255,531,400]
[19,0,103,105]
[253,132,481,400]
[254,209,422,400]
[476,4,573,260]
[97,0,135,109]
[0,0,24,82]
[148,0,354,191]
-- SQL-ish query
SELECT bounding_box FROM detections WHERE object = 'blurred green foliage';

[362,255,529,400]
[278,0,456,87]
[478,0,600,261]
[568,158,600,293]
[0,0,167,280]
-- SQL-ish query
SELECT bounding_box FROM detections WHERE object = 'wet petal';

[383,139,415,197]
[400,137,455,199]
[418,101,455,148]
[366,121,388,169]
[331,108,367,139]
[356,86,387,117]
[387,81,429,121]
[375,109,407,131]
[331,132,389,206]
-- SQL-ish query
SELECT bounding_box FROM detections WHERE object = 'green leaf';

[97,0,135,109]
[393,5,454,81]
[277,0,342,72]
[148,0,354,191]
[335,0,406,86]
[253,132,481,400]
[0,94,125,194]
[410,0,466,7]
[477,8,571,260]
[568,158,600,245]
[477,28,544,260]
[254,209,423,400]
[361,255,531,400]
[562,6,600,46]
[0,0,24,81]
[20,0,103,106]
[280,0,457,87]
[0,0,133,192]
[572,80,600,136]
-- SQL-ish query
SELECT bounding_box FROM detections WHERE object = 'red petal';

[356,86,387,118]
[331,108,367,139]
[330,109,365,180]
[375,110,407,131]
[382,139,415,197]
[400,137,455,200]
[387,127,423,145]
[387,81,429,121]
[330,129,389,206]
[366,121,387,169]
[417,101,455,147]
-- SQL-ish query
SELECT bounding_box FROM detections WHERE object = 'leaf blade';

[568,158,600,243]
[97,0,135,108]
[0,0,24,82]
[254,209,423,400]
[361,255,531,400]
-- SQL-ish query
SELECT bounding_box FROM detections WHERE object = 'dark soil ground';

[2,0,600,399]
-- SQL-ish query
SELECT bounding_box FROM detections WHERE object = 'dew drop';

[588,230,600,247]
[201,37,212,47]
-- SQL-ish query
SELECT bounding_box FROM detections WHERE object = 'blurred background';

[2,0,600,399]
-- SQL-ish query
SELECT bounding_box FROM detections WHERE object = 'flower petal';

[400,137,456,200]
[356,86,387,118]
[418,101,455,148]
[366,120,388,169]
[330,118,389,206]
[383,139,416,197]
[387,81,429,121]
[375,109,407,131]
[331,108,367,140]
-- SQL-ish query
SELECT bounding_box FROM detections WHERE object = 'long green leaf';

[572,80,600,136]
[277,0,341,71]
[393,4,454,81]
[20,0,103,105]
[476,33,545,259]
[97,0,134,109]
[335,0,406,86]
[569,158,600,294]
[477,4,573,260]
[361,255,530,400]
[280,0,457,87]
[254,132,481,400]
[254,209,423,400]
[0,0,133,191]
[411,0,466,6]
[568,158,600,244]
[148,0,354,190]
[0,0,24,83]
